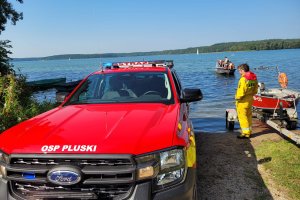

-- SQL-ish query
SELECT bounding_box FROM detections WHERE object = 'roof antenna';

[100,58,104,72]
[143,58,145,67]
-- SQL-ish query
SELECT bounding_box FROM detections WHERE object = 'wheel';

[227,120,235,130]
[286,121,297,130]
[226,111,235,130]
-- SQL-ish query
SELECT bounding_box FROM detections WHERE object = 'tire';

[225,112,229,129]
[226,112,235,130]
[227,121,235,130]
[286,121,297,130]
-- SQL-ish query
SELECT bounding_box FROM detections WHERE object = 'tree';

[0,0,23,33]
[0,0,23,75]
[0,40,14,75]
[0,0,26,131]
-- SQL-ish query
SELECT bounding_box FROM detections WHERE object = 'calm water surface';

[12,49,300,132]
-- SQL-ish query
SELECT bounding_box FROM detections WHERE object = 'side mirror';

[181,88,203,103]
[56,92,70,103]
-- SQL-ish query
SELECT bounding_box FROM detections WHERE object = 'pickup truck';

[0,60,202,200]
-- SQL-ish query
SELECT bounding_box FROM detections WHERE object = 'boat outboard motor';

[258,82,265,94]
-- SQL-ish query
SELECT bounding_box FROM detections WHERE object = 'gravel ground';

[195,119,290,200]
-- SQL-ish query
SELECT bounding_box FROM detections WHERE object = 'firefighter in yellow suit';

[235,64,258,139]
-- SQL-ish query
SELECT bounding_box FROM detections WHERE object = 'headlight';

[0,150,9,179]
[155,149,185,188]
[135,154,160,180]
[135,148,186,191]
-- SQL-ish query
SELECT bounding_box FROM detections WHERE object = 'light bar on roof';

[103,60,174,69]
[114,61,153,67]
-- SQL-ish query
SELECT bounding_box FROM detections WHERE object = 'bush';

[0,74,56,132]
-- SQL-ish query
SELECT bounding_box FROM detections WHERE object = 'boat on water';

[55,80,83,103]
[26,77,66,90]
[55,79,83,92]
[215,66,236,75]
[215,60,235,75]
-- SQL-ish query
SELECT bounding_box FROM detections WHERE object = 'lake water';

[12,49,300,132]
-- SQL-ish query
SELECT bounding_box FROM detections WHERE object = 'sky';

[1,0,300,58]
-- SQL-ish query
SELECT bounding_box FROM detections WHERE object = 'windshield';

[64,72,174,105]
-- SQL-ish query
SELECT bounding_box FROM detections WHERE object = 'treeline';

[13,38,300,61]
[157,39,300,55]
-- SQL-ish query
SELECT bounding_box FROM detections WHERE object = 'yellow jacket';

[235,71,258,107]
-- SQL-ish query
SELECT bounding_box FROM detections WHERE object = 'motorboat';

[253,83,300,111]
[26,77,66,91]
[253,82,300,130]
[253,69,300,112]
[55,79,83,92]
[215,60,235,75]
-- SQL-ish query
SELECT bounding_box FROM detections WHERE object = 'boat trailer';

[226,108,300,145]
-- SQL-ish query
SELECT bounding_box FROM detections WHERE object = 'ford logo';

[47,166,81,185]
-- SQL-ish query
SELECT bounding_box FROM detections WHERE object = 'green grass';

[255,140,300,200]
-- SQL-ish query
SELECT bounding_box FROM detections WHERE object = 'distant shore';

[12,38,300,61]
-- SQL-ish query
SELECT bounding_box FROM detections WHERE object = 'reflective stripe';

[241,127,250,131]
[241,127,251,134]
[240,134,250,137]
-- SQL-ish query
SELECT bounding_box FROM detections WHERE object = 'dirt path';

[195,119,290,200]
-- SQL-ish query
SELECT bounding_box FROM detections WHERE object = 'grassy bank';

[255,140,300,200]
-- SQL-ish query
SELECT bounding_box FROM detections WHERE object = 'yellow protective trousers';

[235,75,258,136]
[236,102,252,136]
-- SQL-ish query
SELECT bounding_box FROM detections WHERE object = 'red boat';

[253,85,300,130]
[253,85,300,111]
[253,82,300,129]
[251,68,300,130]
[253,69,300,112]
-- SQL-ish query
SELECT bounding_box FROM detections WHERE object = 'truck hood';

[0,104,179,155]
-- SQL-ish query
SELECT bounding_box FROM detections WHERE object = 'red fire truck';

[0,60,202,200]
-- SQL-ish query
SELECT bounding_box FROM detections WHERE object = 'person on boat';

[224,57,229,63]
[235,63,258,139]
[223,57,230,68]
[218,60,223,67]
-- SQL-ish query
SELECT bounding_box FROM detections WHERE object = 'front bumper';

[0,168,196,200]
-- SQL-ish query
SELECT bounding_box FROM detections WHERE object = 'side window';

[69,75,101,102]
[171,71,182,97]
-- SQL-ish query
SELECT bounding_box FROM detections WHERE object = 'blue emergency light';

[102,62,112,68]
[22,172,36,180]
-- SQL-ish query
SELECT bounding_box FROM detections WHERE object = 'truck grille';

[7,154,136,200]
